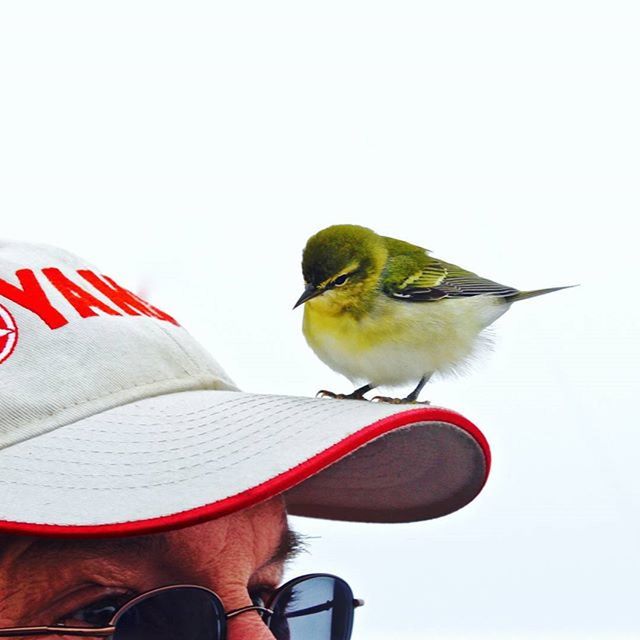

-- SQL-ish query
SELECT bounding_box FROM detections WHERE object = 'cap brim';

[0,390,490,538]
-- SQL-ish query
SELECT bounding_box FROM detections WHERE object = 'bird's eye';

[334,274,349,287]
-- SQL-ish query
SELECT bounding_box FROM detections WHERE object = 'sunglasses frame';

[0,573,364,639]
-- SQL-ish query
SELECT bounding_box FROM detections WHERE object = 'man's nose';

[226,611,277,640]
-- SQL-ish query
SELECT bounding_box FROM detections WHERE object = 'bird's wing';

[382,254,519,302]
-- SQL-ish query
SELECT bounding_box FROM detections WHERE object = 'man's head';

[0,499,301,640]
[0,241,490,640]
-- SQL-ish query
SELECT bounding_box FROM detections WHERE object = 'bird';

[293,224,574,403]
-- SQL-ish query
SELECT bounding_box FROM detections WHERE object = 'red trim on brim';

[0,407,490,539]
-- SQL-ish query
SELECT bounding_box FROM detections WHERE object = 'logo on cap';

[0,303,18,364]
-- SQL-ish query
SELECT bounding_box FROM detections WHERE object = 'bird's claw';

[371,396,431,405]
[316,390,370,401]
[316,389,339,399]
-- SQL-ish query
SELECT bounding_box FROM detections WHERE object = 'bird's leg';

[346,383,375,400]
[372,375,432,405]
[316,383,375,400]
[404,375,431,403]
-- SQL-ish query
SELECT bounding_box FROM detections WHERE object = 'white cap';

[0,241,490,537]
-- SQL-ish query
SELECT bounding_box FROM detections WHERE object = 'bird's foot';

[316,389,340,399]
[316,389,370,401]
[371,395,431,405]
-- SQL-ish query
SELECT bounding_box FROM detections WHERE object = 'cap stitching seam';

[154,324,205,376]
[91,393,312,421]
[0,406,400,489]
[24,395,319,445]
[1,373,228,450]
[24,395,376,443]
[2,398,359,464]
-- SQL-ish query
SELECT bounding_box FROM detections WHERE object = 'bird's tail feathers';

[507,285,578,302]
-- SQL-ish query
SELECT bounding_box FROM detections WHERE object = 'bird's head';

[294,224,387,312]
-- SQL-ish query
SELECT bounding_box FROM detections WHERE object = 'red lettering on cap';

[43,268,121,319]
[78,270,179,326]
[0,267,179,330]
[0,269,68,329]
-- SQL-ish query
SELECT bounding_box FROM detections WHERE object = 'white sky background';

[1,1,638,637]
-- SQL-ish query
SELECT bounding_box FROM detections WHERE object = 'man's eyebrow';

[263,523,306,568]
[0,532,165,565]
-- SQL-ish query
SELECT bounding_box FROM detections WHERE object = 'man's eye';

[250,587,276,609]
[62,594,131,626]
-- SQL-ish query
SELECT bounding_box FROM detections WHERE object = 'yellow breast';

[302,293,509,385]
[303,297,393,352]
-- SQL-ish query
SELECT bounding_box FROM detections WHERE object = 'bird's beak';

[293,283,323,309]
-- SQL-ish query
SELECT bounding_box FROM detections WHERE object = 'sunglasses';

[0,573,363,640]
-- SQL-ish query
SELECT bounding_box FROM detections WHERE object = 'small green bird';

[294,224,573,403]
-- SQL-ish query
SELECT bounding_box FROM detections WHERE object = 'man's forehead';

[0,516,302,568]
[0,532,166,563]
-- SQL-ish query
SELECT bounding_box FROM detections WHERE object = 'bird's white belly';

[303,296,509,386]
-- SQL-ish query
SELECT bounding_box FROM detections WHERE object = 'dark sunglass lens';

[269,576,355,640]
[112,587,225,640]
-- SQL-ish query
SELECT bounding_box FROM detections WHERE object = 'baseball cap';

[0,241,491,538]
